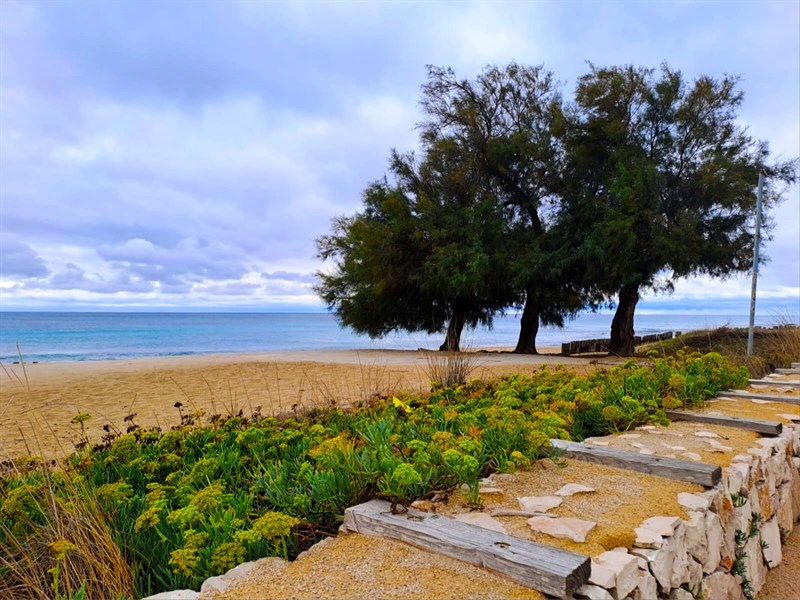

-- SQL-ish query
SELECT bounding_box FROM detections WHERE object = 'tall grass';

[422,349,482,388]
[639,315,800,378]
[0,462,134,600]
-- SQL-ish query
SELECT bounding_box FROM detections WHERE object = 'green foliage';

[1,352,745,597]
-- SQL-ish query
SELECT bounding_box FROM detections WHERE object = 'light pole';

[747,172,765,356]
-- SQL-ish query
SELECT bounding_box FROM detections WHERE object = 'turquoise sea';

[0,311,784,363]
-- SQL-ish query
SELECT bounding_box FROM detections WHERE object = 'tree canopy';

[316,62,798,356]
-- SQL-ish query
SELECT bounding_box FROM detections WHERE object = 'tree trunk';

[609,284,640,357]
[513,294,540,354]
[439,311,466,352]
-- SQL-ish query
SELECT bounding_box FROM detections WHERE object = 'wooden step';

[341,499,590,598]
[664,410,782,436]
[548,439,721,487]
[774,368,800,375]
[792,362,800,368]
[718,390,800,405]
[749,379,800,388]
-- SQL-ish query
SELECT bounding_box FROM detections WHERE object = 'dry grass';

[0,463,135,600]
[421,350,483,388]
[639,315,800,378]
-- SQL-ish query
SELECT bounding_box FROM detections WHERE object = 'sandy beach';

[0,348,601,460]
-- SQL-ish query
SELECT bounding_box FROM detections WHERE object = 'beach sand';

[0,348,601,460]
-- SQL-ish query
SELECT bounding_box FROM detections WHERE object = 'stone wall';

[574,423,800,600]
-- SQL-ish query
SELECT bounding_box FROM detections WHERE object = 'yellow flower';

[392,396,412,413]
[48,539,77,560]
[134,505,163,533]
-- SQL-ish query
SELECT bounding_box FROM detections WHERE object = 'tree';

[418,64,590,353]
[315,139,515,351]
[560,64,798,356]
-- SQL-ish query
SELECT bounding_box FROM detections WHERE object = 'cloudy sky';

[0,0,798,315]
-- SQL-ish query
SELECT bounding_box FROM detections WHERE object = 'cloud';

[0,0,796,312]
[0,238,50,278]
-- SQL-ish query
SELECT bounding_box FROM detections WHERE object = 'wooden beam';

[792,362,800,369]
[775,368,800,375]
[664,410,782,436]
[749,379,800,388]
[549,439,721,487]
[341,499,590,598]
[718,390,800,405]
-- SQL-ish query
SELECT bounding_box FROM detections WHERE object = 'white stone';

[630,546,674,594]
[478,487,504,495]
[527,516,596,542]
[761,517,782,568]
[453,512,508,534]
[751,398,774,404]
[143,592,199,600]
[776,483,794,534]
[670,589,693,600]
[683,511,707,564]
[777,413,800,421]
[518,495,563,512]
[575,583,614,600]
[743,535,768,594]
[701,572,745,600]
[677,492,710,512]
[554,483,596,497]
[726,462,750,495]
[694,430,719,438]
[703,511,723,574]
[589,440,610,446]
[687,557,703,591]
[662,443,686,451]
[632,569,657,600]
[731,453,754,464]
[681,452,702,461]
[588,562,617,589]
[636,425,657,431]
[619,433,641,439]
[638,515,681,536]
[638,447,655,455]
[633,527,663,549]
[666,524,689,588]
[707,439,733,452]
[594,550,639,599]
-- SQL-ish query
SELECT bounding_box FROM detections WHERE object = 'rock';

[687,557,703,590]
[731,453,754,464]
[594,550,639,599]
[633,527,663,549]
[630,546,675,594]
[555,483,596,497]
[681,452,702,461]
[743,535,768,594]
[726,463,750,496]
[669,589,693,600]
[703,511,723,574]
[666,524,689,588]
[631,569,657,600]
[588,562,617,589]
[143,592,199,600]
[199,556,287,595]
[706,439,733,453]
[575,583,614,600]
[776,482,794,534]
[751,398,774,404]
[756,483,775,520]
[694,430,719,438]
[527,516,596,542]
[638,448,655,455]
[760,517,782,568]
[701,571,746,600]
[662,444,686,451]
[619,433,641,439]
[636,425,657,431]
[678,493,710,512]
[478,487,504,495]
[638,516,681,536]
[683,511,707,564]
[518,495,563,512]
[453,512,508,534]
[777,413,800,421]
[410,500,436,512]
[586,438,610,446]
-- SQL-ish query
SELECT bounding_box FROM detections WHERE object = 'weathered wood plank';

[549,439,721,487]
[664,410,782,435]
[792,362,800,369]
[341,499,590,598]
[749,379,800,388]
[718,390,800,405]
[775,368,800,375]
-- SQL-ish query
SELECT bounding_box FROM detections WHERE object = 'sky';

[0,0,798,316]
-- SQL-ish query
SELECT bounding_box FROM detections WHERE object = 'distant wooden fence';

[560,331,679,355]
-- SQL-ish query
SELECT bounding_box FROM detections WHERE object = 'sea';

[0,311,787,364]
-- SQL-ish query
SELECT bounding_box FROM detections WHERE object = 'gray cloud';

[0,238,50,278]
[0,0,797,309]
